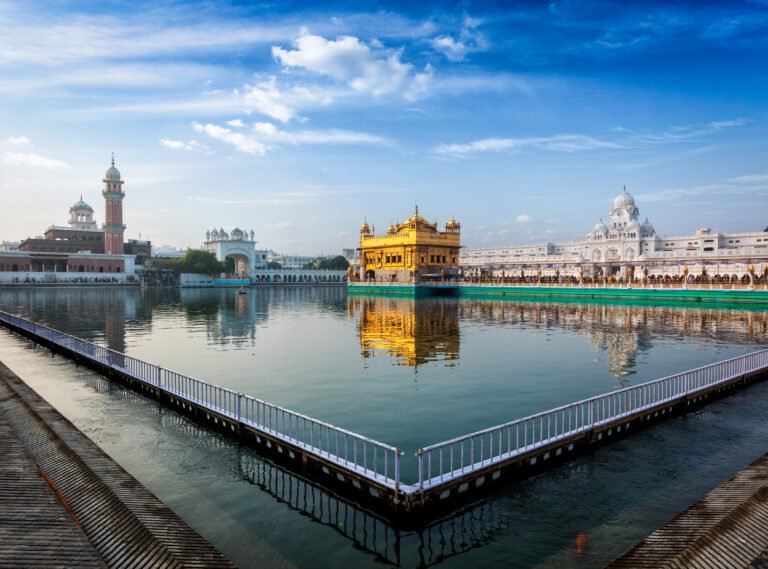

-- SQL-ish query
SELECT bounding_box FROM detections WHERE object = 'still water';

[1,286,767,568]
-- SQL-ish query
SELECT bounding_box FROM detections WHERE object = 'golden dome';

[445,215,460,230]
[361,218,370,233]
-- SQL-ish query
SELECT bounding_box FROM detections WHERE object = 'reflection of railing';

[0,311,402,496]
[417,350,768,491]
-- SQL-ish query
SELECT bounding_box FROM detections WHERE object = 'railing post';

[237,392,243,422]
[395,449,402,493]
[417,449,424,491]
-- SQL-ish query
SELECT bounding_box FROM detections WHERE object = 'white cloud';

[631,118,747,143]
[516,214,535,224]
[1,152,70,169]
[159,138,203,152]
[433,134,622,157]
[4,136,30,145]
[731,174,768,183]
[226,119,244,128]
[242,76,298,122]
[192,121,387,154]
[431,15,489,62]
[272,29,432,98]
[192,122,268,155]
[251,122,388,145]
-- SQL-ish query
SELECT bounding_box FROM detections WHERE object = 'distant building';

[356,206,462,283]
[266,250,318,269]
[342,248,360,263]
[202,227,268,277]
[0,157,147,279]
[461,185,768,282]
[152,245,186,258]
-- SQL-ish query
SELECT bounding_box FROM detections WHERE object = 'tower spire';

[111,152,115,167]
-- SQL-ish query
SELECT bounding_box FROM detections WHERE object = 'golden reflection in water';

[348,296,460,367]
[350,295,768,375]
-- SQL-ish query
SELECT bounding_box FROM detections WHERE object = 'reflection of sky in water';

[0,287,766,460]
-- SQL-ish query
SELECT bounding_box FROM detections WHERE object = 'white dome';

[613,185,635,209]
[70,198,93,212]
[593,219,608,233]
[641,218,655,237]
[105,155,121,181]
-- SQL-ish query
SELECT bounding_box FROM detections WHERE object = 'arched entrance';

[224,253,251,277]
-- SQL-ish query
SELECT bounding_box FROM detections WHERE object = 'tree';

[178,249,225,275]
[146,257,180,272]
[266,261,282,269]
[316,255,350,270]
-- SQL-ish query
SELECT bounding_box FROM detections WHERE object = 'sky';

[0,0,767,255]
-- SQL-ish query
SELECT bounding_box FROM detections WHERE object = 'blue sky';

[1,0,766,254]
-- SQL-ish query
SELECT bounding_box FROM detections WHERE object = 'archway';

[224,253,251,277]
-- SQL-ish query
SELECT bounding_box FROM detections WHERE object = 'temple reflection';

[352,295,768,377]
[459,300,768,379]
[348,296,460,367]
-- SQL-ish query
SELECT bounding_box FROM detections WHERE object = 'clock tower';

[102,154,125,255]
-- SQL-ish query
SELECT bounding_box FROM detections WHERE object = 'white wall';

[0,271,136,284]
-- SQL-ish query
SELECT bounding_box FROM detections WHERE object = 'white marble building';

[202,227,268,277]
[461,185,768,281]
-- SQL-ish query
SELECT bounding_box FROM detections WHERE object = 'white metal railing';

[2,309,767,499]
[0,311,402,492]
[416,350,768,491]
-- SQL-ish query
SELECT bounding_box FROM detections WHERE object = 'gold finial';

[623,182,627,193]
[415,203,419,216]
[111,152,115,167]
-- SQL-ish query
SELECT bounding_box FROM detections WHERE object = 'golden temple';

[355,206,461,283]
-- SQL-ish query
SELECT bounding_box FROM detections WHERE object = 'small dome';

[446,215,460,229]
[593,219,608,233]
[361,218,370,233]
[231,228,244,240]
[641,218,655,237]
[387,224,395,234]
[613,184,635,210]
[105,155,121,181]
[70,197,93,212]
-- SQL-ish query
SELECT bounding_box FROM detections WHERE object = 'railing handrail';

[240,393,401,453]
[0,310,401,485]
[420,349,766,453]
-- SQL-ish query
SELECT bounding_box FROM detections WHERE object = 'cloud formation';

[434,134,622,157]
[4,136,31,145]
[192,122,268,155]
[192,120,388,154]
[159,138,206,152]
[272,29,432,99]
[1,152,70,169]
[431,15,488,62]
[516,214,535,224]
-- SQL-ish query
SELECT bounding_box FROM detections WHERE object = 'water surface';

[0,286,766,568]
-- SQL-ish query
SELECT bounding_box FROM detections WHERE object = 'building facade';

[202,227,268,277]
[0,157,145,282]
[461,186,768,283]
[356,206,462,283]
